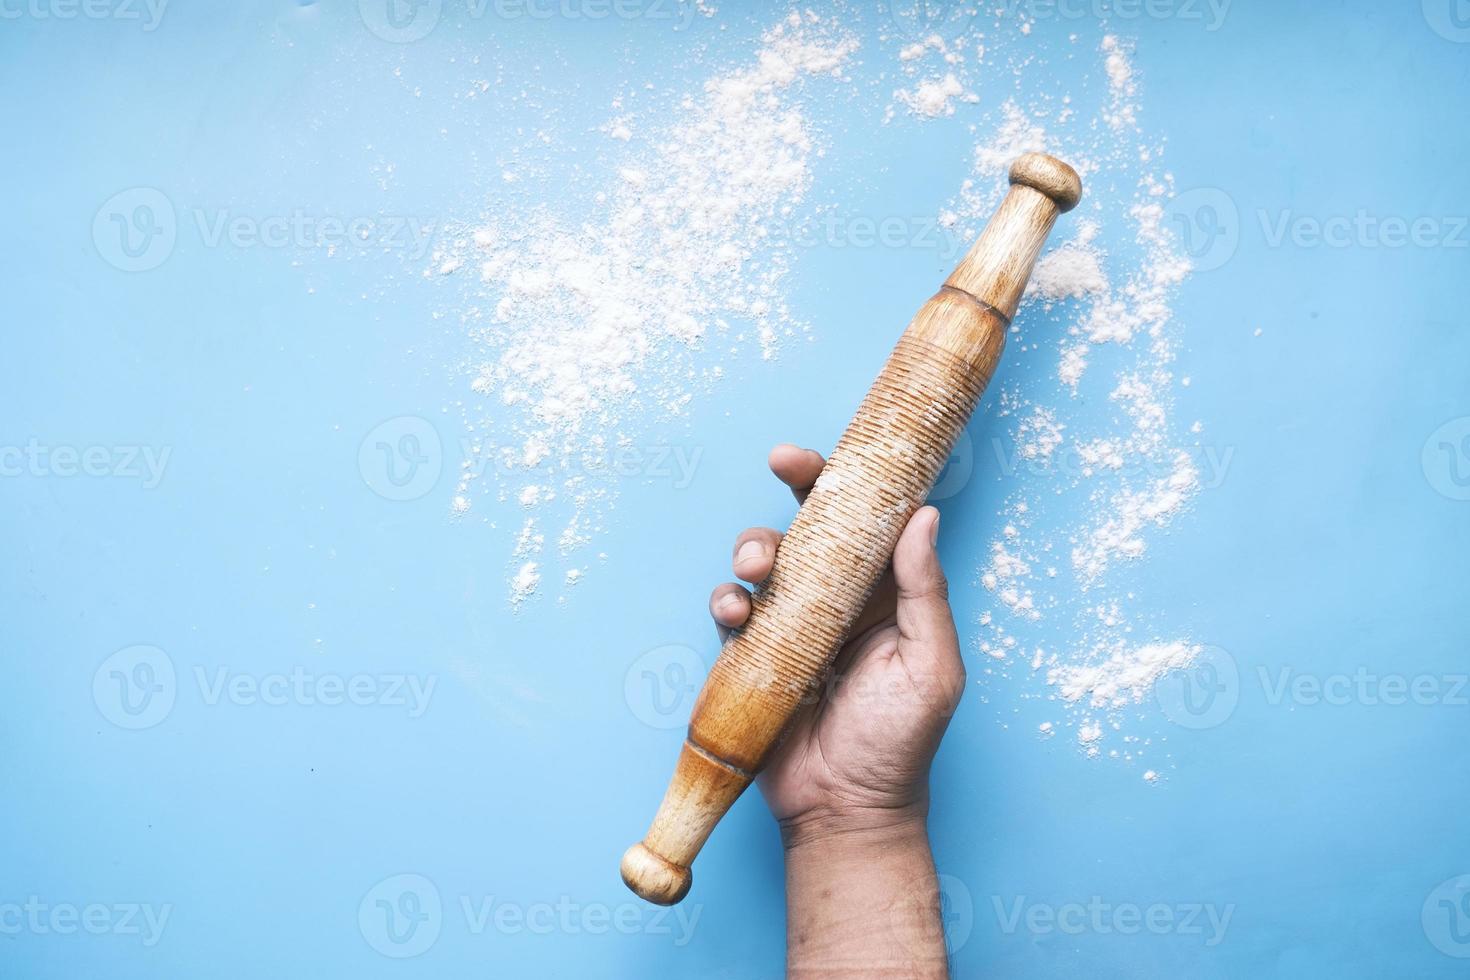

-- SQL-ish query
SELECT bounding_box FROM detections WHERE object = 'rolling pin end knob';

[1009,152,1083,212]
[621,843,692,906]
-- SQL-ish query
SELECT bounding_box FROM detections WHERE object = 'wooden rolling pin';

[622,153,1082,905]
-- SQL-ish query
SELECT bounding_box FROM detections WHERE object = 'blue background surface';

[4,1,1469,977]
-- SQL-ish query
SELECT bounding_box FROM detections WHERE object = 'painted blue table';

[4,2,1469,976]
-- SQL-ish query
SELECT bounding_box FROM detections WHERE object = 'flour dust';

[420,9,1208,774]
[427,13,858,604]
[883,19,1207,770]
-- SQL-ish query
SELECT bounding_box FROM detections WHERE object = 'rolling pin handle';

[1008,152,1083,212]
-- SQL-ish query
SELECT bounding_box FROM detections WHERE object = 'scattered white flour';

[510,562,540,605]
[972,100,1049,178]
[412,13,1204,776]
[1067,452,1198,583]
[894,73,973,118]
[429,13,858,603]
[1101,35,1139,131]
[1016,406,1065,461]
[1029,221,1108,301]
[898,34,960,64]
[890,33,973,121]
[1050,640,1200,707]
[890,23,1206,773]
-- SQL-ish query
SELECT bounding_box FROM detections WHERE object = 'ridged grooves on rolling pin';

[703,334,989,720]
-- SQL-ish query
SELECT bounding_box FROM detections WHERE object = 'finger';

[891,506,965,699]
[768,444,826,504]
[709,583,751,642]
[732,527,783,583]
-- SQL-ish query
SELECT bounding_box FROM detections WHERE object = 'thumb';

[892,506,963,678]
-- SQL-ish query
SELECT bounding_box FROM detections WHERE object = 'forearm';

[782,808,949,979]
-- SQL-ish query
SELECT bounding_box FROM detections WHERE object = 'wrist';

[779,800,930,854]
[780,803,947,978]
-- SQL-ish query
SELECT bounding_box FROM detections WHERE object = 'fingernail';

[716,593,742,615]
[929,510,941,546]
[736,540,766,565]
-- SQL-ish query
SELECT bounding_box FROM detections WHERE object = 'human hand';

[706,443,966,846]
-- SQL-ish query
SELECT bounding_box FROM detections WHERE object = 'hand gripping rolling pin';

[622,153,1082,905]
